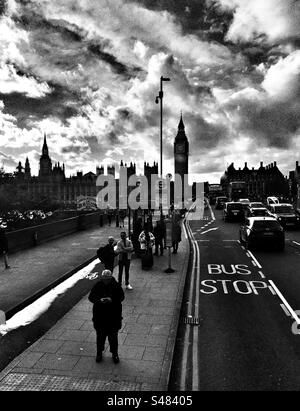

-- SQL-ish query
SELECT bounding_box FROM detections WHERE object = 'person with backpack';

[97,236,117,273]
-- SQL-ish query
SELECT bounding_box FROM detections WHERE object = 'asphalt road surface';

[170,204,300,391]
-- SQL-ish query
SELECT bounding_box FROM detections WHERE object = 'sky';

[0,0,299,183]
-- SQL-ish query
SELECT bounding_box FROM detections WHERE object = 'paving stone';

[17,352,44,368]
[57,329,91,342]
[29,339,64,354]
[33,354,80,371]
[56,341,95,357]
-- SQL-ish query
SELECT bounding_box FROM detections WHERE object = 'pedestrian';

[97,236,117,273]
[0,222,10,269]
[172,220,182,254]
[119,210,126,228]
[88,269,124,364]
[153,220,164,256]
[138,225,155,269]
[116,231,134,290]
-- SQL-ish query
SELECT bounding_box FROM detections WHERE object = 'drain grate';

[182,316,200,326]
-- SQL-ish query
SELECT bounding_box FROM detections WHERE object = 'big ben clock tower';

[174,114,189,180]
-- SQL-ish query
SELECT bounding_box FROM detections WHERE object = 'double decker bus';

[228,181,247,202]
[208,184,224,205]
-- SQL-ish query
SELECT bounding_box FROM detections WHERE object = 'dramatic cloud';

[0,0,299,182]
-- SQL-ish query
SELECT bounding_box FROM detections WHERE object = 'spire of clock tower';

[174,113,189,180]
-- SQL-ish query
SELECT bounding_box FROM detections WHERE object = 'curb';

[163,219,191,390]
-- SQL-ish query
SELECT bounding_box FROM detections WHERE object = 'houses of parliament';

[1,115,190,208]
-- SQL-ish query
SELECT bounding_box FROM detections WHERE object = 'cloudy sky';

[0,0,299,182]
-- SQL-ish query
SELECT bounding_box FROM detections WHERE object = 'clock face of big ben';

[176,143,185,154]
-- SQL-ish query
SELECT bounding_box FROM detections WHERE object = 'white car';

[267,196,279,207]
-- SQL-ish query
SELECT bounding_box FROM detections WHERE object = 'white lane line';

[258,271,266,279]
[280,304,291,317]
[200,227,219,235]
[251,260,257,267]
[199,240,210,242]
[293,241,300,246]
[223,240,239,242]
[207,200,216,221]
[269,280,300,325]
[192,231,200,391]
[247,250,262,269]
[246,252,251,257]
[268,285,277,295]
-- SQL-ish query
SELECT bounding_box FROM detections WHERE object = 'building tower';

[39,133,52,178]
[24,157,31,179]
[174,114,189,181]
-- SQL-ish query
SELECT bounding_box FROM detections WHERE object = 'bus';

[228,181,247,202]
[208,184,225,205]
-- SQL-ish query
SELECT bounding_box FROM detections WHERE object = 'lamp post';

[156,76,170,219]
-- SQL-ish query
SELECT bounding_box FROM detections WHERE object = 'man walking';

[97,236,117,273]
[117,231,134,290]
[88,269,124,364]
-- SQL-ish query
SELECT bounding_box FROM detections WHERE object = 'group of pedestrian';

[87,212,182,366]
[97,232,133,290]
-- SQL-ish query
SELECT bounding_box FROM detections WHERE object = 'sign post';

[164,219,175,273]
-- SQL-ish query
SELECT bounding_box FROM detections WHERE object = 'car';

[239,217,285,251]
[268,203,300,228]
[215,196,229,210]
[237,198,251,211]
[267,196,279,207]
[244,206,271,219]
[223,202,244,222]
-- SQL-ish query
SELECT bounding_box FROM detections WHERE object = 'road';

[170,204,300,391]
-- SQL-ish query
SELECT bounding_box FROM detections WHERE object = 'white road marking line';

[199,240,210,242]
[293,241,300,246]
[223,240,239,242]
[247,250,262,269]
[268,285,277,295]
[269,280,300,325]
[246,252,251,257]
[280,304,291,317]
[200,227,219,235]
[251,260,257,267]
[258,271,266,279]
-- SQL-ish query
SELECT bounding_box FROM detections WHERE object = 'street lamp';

[156,76,170,219]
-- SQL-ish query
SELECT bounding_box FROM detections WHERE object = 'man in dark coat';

[98,236,117,273]
[88,269,124,363]
[172,221,182,254]
[0,223,10,269]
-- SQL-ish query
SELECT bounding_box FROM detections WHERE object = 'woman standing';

[138,225,155,270]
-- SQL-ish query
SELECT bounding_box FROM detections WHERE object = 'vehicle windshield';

[252,221,281,230]
[227,204,243,211]
[273,205,294,213]
[218,197,228,201]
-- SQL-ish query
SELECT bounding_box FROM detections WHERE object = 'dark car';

[215,196,229,210]
[223,202,244,222]
[268,203,300,228]
[239,217,285,251]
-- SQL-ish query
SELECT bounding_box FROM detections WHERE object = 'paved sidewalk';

[0,220,125,315]
[0,226,189,391]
